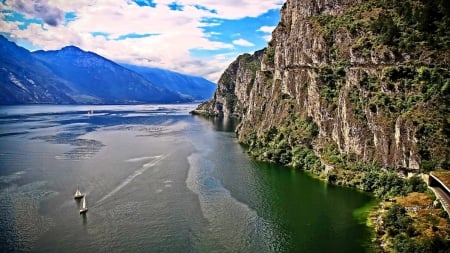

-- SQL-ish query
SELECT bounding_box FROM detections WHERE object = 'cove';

[189,115,377,252]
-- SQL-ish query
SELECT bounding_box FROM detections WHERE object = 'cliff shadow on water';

[192,115,240,133]
[194,0,450,251]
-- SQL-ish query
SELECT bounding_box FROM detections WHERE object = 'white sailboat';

[79,195,88,214]
[74,185,84,199]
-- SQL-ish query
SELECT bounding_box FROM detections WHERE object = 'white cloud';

[258,25,276,41]
[258,25,276,33]
[174,0,283,19]
[205,31,221,37]
[232,38,255,47]
[1,0,282,82]
[8,0,65,26]
[262,35,272,42]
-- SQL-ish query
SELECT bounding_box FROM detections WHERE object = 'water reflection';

[193,115,240,132]
[75,198,82,208]
[81,213,87,226]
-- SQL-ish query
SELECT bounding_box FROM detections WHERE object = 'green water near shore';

[0,104,375,252]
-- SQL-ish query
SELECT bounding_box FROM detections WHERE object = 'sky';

[0,0,283,82]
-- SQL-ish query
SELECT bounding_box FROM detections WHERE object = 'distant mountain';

[0,36,76,104]
[121,64,216,101]
[32,46,187,104]
[0,35,194,104]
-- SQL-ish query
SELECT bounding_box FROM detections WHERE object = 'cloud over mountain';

[0,0,282,82]
[9,0,65,26]
[232,39,255,47]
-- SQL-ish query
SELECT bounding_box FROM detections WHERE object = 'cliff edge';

[193,1,450,250]
[194,0,450,173]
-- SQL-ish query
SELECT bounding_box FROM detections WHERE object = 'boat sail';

[79,195,88,214]
[74,185,84,199]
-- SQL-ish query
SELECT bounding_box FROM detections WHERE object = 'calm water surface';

[0,104,375,252]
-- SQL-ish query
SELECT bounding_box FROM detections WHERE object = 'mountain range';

[0,35,216,105]
[121,64,216,101]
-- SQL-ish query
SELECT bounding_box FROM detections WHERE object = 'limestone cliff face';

[194,50,265,117]
[195,0,450,172]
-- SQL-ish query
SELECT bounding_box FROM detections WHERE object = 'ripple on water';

[0,171,26,185]
[0,179,57,252]
[32,134,105,161]
[102,201,142,223]
[186,152,285,252]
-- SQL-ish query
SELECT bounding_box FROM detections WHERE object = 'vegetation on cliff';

[245,113,321,171]
[315,0,450,63]
[372,193,450,252]
[231,1,450,172]
[239,0,450,176]
[195,0,450,251]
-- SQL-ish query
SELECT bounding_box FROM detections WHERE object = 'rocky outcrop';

[194,50,265,117]
[194,0,450,172]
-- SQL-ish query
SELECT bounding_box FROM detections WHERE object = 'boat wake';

[186,152,281,252]
[124,156,156,163]
[95,155,168,206]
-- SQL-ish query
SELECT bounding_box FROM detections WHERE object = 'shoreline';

[248,157,382,251]
[243,148,448,252]
[190,113,449,252]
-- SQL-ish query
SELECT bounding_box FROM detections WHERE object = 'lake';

[0,104,375,252]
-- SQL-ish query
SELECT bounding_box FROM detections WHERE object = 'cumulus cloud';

[258,25,276,33]
[232,39,255,47]
[258,25,276,41]
[1,0,282,82]
[262,35,272,42]
[174,0,283,19]
[8,0,65,26]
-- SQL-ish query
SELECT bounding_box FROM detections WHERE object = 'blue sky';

[0,0,282,82]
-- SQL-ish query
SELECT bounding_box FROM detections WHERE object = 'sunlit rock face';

[194,0,450,171]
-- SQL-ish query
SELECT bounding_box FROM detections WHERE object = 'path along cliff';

[194,0,450,251]
[195,0,450,175]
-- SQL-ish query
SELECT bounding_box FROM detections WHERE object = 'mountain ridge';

[121,64,216,101]
[0,36,77,104]
[0,36,215,104]
[31,45,183,104]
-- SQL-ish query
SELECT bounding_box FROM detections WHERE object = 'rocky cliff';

[195,0,450,173]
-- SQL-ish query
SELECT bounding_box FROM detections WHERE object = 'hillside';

[32,46,187,104]
[121,64,216,101]
[0,36,214,104]
[0,36,76,104]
